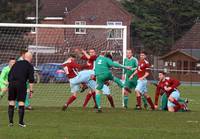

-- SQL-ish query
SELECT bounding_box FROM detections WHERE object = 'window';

[31,27,36,34]
[164,61,168,66]
[183,61,188,70]
[107,21,122,39]
[177,60,182,70]
[75,21,86,34]
[172,62,176,67]
[191,62,196,70]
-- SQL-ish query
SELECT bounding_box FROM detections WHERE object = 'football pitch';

[0,84,200,139]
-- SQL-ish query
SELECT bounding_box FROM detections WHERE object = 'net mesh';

[0,24,125,108]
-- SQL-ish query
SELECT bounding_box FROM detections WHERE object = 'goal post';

[0,23,127,108]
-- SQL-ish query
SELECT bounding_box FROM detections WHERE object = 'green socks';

[124,96,128,108]
[25,93,30,107]
[142,95,148,106]
[161,93,168,110]
[96,94,101,109]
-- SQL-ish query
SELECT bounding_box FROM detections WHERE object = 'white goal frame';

[0,23,128,107]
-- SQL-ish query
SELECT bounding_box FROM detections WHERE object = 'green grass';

[0,84,200,139]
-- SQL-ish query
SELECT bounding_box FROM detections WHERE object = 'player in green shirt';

[123,49,148,109]
[94,52,131,112]
[0,58,16,99]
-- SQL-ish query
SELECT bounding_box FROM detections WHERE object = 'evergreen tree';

[122,0,200,55]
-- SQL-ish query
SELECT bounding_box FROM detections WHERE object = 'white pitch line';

[186,120,199,123]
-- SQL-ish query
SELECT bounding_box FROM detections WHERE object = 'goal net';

[0,23,127,108]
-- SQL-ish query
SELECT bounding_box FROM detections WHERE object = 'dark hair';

[127,49,133,52]
[9,58,16,62]
[9,57,16,60]
[69,53,76,58]
[20,49,28,55]
[158,71,166,75]
[105,52,113,60]
[140,51,147,55]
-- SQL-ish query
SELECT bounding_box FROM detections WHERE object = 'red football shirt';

[62,59,82,79]
[155,77,180,105]
[137,59,150,78]
[81,55,97,70]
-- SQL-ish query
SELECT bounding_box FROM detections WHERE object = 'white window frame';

[107,21,123,40]
[75,21,86,34]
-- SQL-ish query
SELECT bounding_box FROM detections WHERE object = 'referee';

[8,52,34,127]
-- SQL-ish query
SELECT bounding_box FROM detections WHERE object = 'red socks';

[136,96,142,108]
[83,93,92,108]
[172,99,184,112]
[107,95,115,108]
[92,92,97,107]
[171,99,181,107]
[66,95,77,106]
[146,97,155,110]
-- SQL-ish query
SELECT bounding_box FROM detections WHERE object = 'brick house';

[27,0,132,62]
[160,22,200,82]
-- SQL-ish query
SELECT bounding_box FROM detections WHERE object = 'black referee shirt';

[8,60,34,83]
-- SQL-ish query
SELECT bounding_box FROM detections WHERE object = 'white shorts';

[167,90,180,107]
[135,79,148,94]
[69,70,110,95]
[87,80,110,95]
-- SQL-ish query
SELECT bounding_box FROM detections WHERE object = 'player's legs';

[113,76,124,88]
[168,90,184,112]
[83,90,97,108]
[101,84,114,108]
[161,93,168,110]
[66,93,77,106]
[143,93,155,110]
[25,93,31,108]
[8,82,17,126]
[88,78,114,108]
[135,80,143,109]
[142,80,154,110]
[123,79,131,108]
[95,89,102,112]
[79,73,97,108]
[25,83,32,110]
[142,95,148,109]
[62,79,79,111]
[95,75,106,112]
[136,79,154,110]
[16,83,27,127]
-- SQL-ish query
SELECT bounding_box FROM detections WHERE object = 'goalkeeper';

[123,49,148,109]
[0,58,16,99]
[94,52,131,112]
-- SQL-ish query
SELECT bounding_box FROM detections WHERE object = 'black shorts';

[8,82,27,102]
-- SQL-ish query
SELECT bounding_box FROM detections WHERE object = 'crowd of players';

[0,49,190,127]
[60,48,189,113]
[0,49,189,113]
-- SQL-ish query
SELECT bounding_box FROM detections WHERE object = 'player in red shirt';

[130,51,155,110]
[80,49,97,70]
[75,49,115,109]
[61,54,83,110]
[154,71,188,112]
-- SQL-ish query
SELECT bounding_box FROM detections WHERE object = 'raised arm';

[81,49,91,60]
[107,58,128,70]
